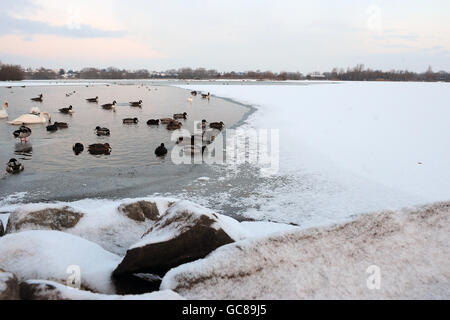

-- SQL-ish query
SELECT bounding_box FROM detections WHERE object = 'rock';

[0,220,4,237]
[20,281,67,300]
[0,269,21,300]
[6,206,83,233]
[119,201,160,222]
[113,201,247,277]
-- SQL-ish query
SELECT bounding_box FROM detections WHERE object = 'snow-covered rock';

[20,280,184,300]
[6,207,83,233]
[114,200,248,277]
[161,201,450,300]
[0,230,121,294]
[0,269,20,300]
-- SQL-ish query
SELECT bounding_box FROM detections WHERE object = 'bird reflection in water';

[14,142,33,160]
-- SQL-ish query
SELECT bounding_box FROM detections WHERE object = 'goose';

[59,105,73,114]
[6,158,24,174]
[102,101,117,111]
[147,119,160,126]
[167,120,182,131]
[13,126,32,142]
[31,94,43,102]
[160,118,173,125]
[129,100,143,107]
[95,126,111,136]
[88,143,111,155]
[46,123,58,132]
[54,122,69,129]
[86,97,98,103]
[123,118,139,124]
[8,112,51,125]
[0,102,8,119]
[173,112,188,120]
[201,92,211,99]
[155,143,168,157]
[73,143,84,155]
[210,121,225,130]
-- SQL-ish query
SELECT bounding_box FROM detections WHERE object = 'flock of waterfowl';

[1,88,224,175]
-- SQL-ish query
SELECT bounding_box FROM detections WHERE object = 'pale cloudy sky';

[0,0,449,72]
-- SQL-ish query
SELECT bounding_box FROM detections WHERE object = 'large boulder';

[0,230,121,294]
[6,206,83,233]
[118,201,161,222]
[20,280,183,300]
[0,269,20,300]
[113,201,247,277]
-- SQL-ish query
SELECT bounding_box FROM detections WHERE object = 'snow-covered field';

[177,82,450,227]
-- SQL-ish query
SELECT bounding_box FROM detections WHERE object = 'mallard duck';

[155,143,168,157]
[167,120,182,131]
[13,126,32,142]
[0,102,8,119]
[95,126,110,136]
[129,100,143,107]
[73,143,84,155]
[160,118,173,125]
[210,121,225,130]
[86,97,99,103]
[88,143,111,155]
[59,106,73,114]
[147,119,160,125]
[102,101,117,111]
[173,112,188,120]
[6,158,24,174]
[54,122,68,129]
[31,94,43,102]
[46,123,58,132]
[123,118,139,124]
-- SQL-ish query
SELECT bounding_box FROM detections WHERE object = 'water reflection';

[14,142,33,159]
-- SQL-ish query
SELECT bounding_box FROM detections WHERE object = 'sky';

[0,0,449,73]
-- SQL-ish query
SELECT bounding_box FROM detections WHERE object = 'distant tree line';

[1,62,449,82]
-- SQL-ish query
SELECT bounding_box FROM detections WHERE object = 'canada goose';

[147,119,160,125]
[155,143,168,157]
[86,97,99,103]
[160,118,173,125]
[102,101,117,111]
[129,100,143,107]
[88,143,111,155]
[95,126,111,136]
[8,112,51,125]
[210,121,225,130]
[31,94,43,102]
[59,106,73,114]
[173,112,188,120]
[54,122,68,129]
[123,118,139,124]
[0,102,8,119]
[73,143,84,155]
[6,158,24,174]
[46,123,58,132]
[13,126,32,142]
[167,120,182,131]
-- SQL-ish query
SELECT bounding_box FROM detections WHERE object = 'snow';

[161,201,450,300]
[0,230,121,294]
[176,82,450,227]
[0,81,108,87]
[23,280,184,300]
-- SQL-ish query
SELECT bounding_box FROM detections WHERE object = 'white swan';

[0,102,8,119]
[8,112,51,125]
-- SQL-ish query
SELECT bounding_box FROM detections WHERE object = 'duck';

[59,105,73,114]
[201,92,211,99]
[73,143,84,155]
[86,97,99,103]
[54,122,69,129]
[95,126,111,136]
[160,118,173,125]
[210,121,225,130]
[13,125,32,142]
[155,143,168,157]
[31,94,43,102]
[191,91,198,96]
[167,120,182,131]
[173,112,188,120]
[102,101,117,111]
[123,118,139,124]
[88,143,111,155]
[8,112,51,125]
[46,123,58,132]
[147,119,160,126]
[6,158,24,174]
[129,100,143,107]
[0,102,8,119]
